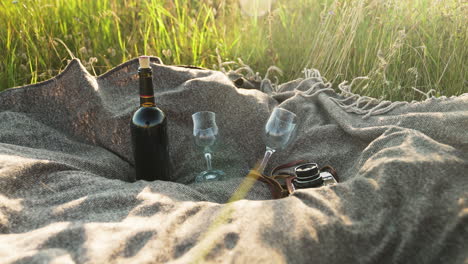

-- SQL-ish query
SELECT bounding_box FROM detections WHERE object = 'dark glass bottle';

[130,56,170,181]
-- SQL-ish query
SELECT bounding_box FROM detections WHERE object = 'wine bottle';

[130,56,170,181]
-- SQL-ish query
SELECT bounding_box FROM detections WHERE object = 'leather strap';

[247,169,287,199]
[271,160,307,176]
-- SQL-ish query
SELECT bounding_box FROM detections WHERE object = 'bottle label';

[138,68,156,107]
[140,96,155,107]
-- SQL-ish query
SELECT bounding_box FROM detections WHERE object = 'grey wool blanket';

[0,57,467,264]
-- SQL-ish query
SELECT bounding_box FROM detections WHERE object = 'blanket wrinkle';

[0,57,467,263]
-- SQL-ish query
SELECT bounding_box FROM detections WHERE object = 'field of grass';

[0,0,466,101]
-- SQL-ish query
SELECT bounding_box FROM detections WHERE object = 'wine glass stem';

[258,147,275,175]
[204,152,213,171]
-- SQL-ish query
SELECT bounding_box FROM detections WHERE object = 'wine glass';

[257,107,298,174]
[192,111,226,182]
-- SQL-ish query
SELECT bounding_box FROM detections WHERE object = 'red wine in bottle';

[130,56,170,181]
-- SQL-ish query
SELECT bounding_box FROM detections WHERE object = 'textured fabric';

[0,58,467,263]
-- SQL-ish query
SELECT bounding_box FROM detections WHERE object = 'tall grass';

[0,0,466,101]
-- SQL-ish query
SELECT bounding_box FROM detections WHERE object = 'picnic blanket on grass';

[0,57,467,263]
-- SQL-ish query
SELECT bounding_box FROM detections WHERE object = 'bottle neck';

[138,68,156,107]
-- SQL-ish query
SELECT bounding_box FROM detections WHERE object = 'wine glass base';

[195,170,226,182]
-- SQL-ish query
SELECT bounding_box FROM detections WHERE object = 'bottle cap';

[139,56,150,68]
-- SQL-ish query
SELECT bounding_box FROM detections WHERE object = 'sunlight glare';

[239,0,275,17]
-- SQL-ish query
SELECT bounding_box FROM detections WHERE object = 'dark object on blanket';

[293,162,337,188]
[232,77,259,89]
[130,56,171,182]
[250,161,339,199]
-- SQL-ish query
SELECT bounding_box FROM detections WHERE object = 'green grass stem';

[0,0,466,101]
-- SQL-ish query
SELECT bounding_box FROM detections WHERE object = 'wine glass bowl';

[194,128,218,149]
[264,109,297,150]
[193,112,218,135]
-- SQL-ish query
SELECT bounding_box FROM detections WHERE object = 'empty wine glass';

[257,107,298,174]
[192,111,226,182]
